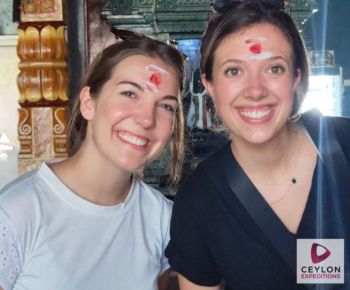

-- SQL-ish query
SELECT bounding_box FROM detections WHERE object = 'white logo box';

[297,239,344,284]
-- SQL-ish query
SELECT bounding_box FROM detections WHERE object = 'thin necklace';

[267,179,297,204]
[264,130,301,204]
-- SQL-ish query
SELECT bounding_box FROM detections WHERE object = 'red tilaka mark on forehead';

[150,73,161,86]
[245,39,262,54]
[249,43,262,54]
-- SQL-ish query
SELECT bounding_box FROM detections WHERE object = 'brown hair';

[201,0,309,116]
[67,38,185,183]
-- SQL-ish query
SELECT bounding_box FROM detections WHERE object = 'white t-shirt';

[0,163,172,290]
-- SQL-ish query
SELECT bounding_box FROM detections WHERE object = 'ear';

[293,69,302,91]
[201,74,215,101]
[79,86,96,121]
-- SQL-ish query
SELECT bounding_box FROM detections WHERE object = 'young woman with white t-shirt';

[0,33,184,290]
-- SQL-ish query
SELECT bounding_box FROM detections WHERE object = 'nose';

[133,103,156,129]
[243,74,268,101]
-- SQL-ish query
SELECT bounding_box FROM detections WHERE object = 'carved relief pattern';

[112,0,133,14]
[53,107,67,156]
[18,107,33,157]
[17,25,68,104]
[164,0,177,11]
[18,107,56,158]
[17,0,68,174]
[21,0,63,22]
[53,107,65,135]
[156,0,211,11]
[18,106,67,173]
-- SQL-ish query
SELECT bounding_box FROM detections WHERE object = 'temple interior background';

[1,0,350,192]
[0,1,350,289]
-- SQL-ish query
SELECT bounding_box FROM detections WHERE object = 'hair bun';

[212,0,285,14]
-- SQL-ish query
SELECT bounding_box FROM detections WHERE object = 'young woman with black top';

[165,1,350,289]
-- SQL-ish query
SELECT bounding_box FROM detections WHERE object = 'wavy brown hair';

[67,37,185,183]
[201,0,309,116]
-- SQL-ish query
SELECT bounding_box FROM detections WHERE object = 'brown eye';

[269,65,285,74]
[224,67,241,77]
[121,91,135,98]
[159,103,176,113]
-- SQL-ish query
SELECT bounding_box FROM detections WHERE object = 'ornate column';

[16,0,68,174]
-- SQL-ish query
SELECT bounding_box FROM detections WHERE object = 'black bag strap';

[224,150,297,272]
[223,110,349,290]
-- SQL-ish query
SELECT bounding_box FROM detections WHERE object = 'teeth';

[118,131,148,146]
[240,109,272,119]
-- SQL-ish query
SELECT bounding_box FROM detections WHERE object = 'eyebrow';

[163,95,178,102]
[117,80,178,102]
[117,81,144,91]
[221,55,288,66]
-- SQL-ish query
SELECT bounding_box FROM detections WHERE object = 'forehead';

[115,54,170,72]
[110,54,178,81]
[215,23,292,59]
[108,54,180,93]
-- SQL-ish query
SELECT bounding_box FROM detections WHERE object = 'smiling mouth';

[239,108,273,120]
[118,131,149,147]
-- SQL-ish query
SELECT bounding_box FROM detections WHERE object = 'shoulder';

[0,163,56,227]
[133,177,172,213]
[301,109,350,131]
[301,109,350,154]
[179,141,231,193]
[0,168,40,210]
[326,115,350,158]
[174,142,231,210]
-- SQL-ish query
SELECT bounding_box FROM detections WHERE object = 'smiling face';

[202,23,301,146]
[81,54,180,173]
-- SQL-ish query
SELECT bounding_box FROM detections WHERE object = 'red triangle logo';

[311,243,331,264]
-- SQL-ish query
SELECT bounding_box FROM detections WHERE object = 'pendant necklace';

[264,130,300,204]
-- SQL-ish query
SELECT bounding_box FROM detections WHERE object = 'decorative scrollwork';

[53,107,66,135]
[18,108,32,136]
[165,0,177,11]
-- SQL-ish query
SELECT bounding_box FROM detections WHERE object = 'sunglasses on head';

[211,0,285,14]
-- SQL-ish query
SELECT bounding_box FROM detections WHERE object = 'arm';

[165,170,222,290]
[157,268,171,290]
[178,274,220,290]
[0,210,21,290]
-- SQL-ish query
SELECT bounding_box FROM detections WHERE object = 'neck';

[51,146,133,206]
[231,124,300,180]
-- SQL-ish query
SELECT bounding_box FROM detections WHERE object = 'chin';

[240,131,273,145]
[110,159,144,173]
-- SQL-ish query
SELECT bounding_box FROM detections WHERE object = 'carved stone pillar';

[17,0,68,174]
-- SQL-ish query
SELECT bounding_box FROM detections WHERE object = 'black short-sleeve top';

[165,110,350,290]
